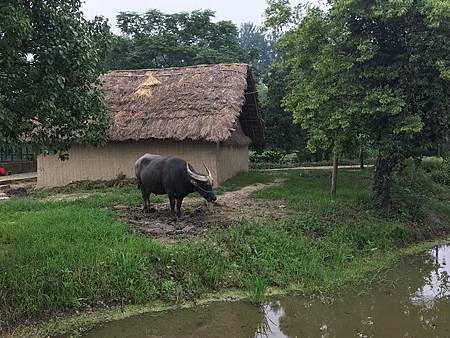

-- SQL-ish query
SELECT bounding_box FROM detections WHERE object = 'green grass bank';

[1,168,449,335]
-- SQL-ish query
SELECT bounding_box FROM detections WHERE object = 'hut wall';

[37,140,218,188]
[216,144,249,184]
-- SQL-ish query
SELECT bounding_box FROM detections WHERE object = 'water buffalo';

[135,154,217,220]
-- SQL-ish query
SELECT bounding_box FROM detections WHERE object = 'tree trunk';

[331,154,338,196]
[359,147,364,169]
[373,155,393,208]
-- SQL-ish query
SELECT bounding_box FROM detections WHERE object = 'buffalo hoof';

[144,207,156,214]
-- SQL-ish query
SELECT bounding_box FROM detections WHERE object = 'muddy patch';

[112,204,217,237]
[0,182,35,200]
[114,179,292,238]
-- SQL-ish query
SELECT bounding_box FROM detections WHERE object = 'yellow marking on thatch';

[114,111,127,122]
[134,72,161,98]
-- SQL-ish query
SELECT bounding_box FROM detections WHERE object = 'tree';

[267,5,362,195]
[237,22,279,80]
[259,62,307,151]
[106,9,243,70]
[0,0,112,155]
[334,0,450,206]
[265,0,450,201]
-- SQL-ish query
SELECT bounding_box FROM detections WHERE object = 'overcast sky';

[82,0,322,33]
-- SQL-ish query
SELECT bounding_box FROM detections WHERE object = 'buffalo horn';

[186,163,209,182]
[203,162,213,183]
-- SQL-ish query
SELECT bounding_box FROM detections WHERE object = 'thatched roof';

[102,63,264,147]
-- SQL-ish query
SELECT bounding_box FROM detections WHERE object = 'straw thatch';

[102,63,264,147]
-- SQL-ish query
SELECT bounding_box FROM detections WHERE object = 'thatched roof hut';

[37,63,264,188]
[103,63,263,147]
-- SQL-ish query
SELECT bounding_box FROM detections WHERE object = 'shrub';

[258,150,285,163]
[249,149,301,167]
[421,156,444,171]
[248,149,259,163]
[391,159,438,219]
[422,156,450,186]
[282,152,300,164]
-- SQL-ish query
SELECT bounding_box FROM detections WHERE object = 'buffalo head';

[186,163,217,203]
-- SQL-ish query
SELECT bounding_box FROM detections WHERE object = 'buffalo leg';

[142,189,150,213]
[176,198,183,218]
[169,195,177,220]
[142,190,156,213]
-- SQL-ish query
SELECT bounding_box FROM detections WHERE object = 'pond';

[84,245,450,337]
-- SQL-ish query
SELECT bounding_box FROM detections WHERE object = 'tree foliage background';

[266,0,450,200]
[0,0,112,154]
[105,10,244,69]
[237,22,279,81]
[236,22,304,151]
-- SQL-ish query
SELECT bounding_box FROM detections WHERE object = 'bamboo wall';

[216,144,249,183]
[37,140,248,188]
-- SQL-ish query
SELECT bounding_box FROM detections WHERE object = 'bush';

[251,149,285,163]
[249,149,303,168]
[421,156,444,171]
[422,156,450,186]
[282,152,300,164]
[391,159,443,219]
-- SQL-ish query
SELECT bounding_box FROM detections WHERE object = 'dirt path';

[258,165,373,172]
[113,179,293,238]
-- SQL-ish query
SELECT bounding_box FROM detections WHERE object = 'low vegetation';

[248,149,377,170]
[1,167,449,334]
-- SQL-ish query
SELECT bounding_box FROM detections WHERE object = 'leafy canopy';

[0,0,112,154]
[266,0,449,160]
[337,0,450,160]
[106,9,244,69]
[279,7,361,154]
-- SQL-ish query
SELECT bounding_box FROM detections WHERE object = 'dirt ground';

[113,179,293,238]
[0,181,35,198]
[0,178,294,238]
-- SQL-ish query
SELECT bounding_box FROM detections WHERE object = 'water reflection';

[255,302,285,337]
[411,245,450,308]
[84,245,450,338]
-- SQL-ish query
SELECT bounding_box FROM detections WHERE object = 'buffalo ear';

[190,179,197,186]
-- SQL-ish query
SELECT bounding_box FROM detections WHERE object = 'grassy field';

[1,168,449,333]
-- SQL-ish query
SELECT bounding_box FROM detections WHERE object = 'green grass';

[1,168,449,333]
[245,275,267,304]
